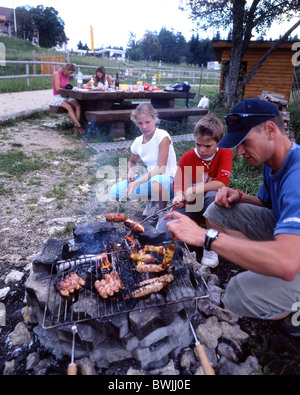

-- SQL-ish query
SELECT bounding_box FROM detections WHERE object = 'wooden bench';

[85,107,208,123]
[85,107,208,139]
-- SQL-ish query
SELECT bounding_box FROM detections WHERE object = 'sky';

[2,0,300,51]
[2,0,199,50]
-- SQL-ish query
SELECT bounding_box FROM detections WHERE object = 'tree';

[139,31,162,61]
[77,41,89,51]
[15,5,67,48]
[182,0,300,107]
[158,28,188,64]
[187,34,216,67]
[126,32,143,61]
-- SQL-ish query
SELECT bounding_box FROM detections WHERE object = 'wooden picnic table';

[58,88,196,111]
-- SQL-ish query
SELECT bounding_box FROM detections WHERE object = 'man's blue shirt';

[258,142,300,236]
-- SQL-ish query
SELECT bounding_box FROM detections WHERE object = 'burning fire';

[97,253,112,271]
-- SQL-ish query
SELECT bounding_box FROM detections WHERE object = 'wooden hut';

[212,40,296,102]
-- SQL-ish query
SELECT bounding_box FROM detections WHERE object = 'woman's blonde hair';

[62,63,76,73]
[131,103,158,124]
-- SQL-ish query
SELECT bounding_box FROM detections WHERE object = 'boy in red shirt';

[157,115,232,267]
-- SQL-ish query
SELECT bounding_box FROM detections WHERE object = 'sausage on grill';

[105,213,127,223]
[94,271,125,299]
[124,219,145,234]
[55,273,85,297]
[135,263,165,273]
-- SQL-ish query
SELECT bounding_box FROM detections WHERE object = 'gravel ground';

[0,89,52,116]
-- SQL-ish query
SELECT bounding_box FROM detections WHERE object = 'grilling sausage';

[135,263,166,273]
[138,273,174,287]
[128,273,174,298]
[94,271,125,299]
[124,219,145,234]
[129,282,165,298]
[55,273,85,297]
[105,213,127,223]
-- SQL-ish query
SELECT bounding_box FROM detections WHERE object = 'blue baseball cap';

[218,98,280,149]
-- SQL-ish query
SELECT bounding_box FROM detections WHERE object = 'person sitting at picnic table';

[52,63,85,134]
[85,66,114,91]
[157,114,232,268]
[109,103,177,214]
[165,98,300,337]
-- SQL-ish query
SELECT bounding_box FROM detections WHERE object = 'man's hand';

[165,211,205,247]
[215,187,241,208]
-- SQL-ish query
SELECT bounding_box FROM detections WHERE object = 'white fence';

[0,60,221,88]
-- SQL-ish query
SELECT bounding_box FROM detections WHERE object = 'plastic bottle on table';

[76,69,83,89]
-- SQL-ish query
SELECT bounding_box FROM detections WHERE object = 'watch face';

[207,229,219,238]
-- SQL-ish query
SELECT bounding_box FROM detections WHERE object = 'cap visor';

[217,130,249,149]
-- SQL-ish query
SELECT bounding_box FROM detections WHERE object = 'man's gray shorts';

[204,203,300,320]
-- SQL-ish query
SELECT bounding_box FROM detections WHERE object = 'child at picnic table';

[157,115,233,268]
[109,103,177,214]
[85,66,114,91]
[52,63,85,134]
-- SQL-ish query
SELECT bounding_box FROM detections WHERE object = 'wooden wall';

[213,42,295,102]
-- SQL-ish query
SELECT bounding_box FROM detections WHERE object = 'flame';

[97,253,111,271]
[126,235,136,250]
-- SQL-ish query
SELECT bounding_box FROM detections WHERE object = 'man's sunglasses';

[225,113,277,126]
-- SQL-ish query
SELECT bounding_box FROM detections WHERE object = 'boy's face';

[195,135,218,160]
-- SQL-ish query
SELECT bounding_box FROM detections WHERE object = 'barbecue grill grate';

[42,243,208,329]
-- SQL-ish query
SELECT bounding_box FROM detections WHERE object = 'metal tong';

[140,200,185,225]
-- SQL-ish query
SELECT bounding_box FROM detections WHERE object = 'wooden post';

[32,50,36,75]
[26,63,30,88]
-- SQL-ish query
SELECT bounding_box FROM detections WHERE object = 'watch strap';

[205,230,219,251]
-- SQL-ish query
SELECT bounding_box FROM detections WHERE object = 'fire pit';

[25,221,208,371]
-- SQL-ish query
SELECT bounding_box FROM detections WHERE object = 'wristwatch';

[205,229,219,251]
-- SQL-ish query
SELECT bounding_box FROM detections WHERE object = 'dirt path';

[0,89,53,116]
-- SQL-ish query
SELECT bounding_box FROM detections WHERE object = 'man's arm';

[165,212,300,282]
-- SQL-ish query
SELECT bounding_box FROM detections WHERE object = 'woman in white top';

[109,103,177,210]
[85,66,114,91]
